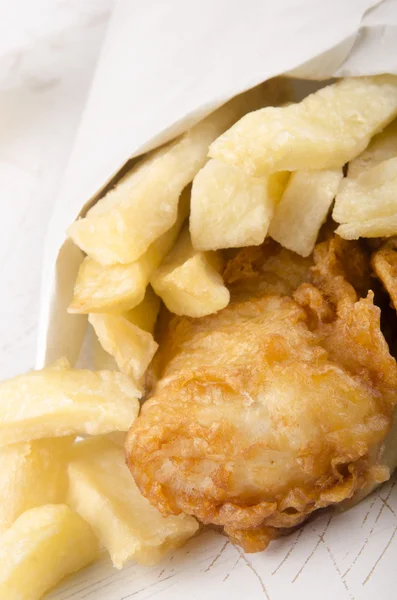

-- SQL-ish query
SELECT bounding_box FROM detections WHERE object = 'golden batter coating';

[372,238,397,310]
[126,239,397,552]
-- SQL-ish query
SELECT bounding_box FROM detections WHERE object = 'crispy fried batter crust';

[126,239,397,552]
[372,238,397,310]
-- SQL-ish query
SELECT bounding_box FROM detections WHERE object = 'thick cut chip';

[67,437,198,568]
[0,437,73,534]
[209,76,397,176]
[0,359,140,446]
[0,504,98,600]
[336,216,397,240]
[268,169,291,201]
[106,432,127,447]
[89,313,158,382]
[151,227,230,317]
[91,288,160,372]
[68,80,287,265]
[125,286,160,333]
[49,356,70,370]
[348,118,397,178]
[68,257,147,315]
[190,158,289,250]
[93,333,118,370]
[269,169,343,257]
[68,193,188,314]
[334,157,397,221]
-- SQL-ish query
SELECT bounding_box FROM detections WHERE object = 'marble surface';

[1,3,397,600]
[0,0,112,380]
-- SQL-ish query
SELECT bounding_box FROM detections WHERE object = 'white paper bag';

[36,3,397,597]
[36,1,397,599]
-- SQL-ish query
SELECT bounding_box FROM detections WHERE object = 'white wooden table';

[1,2,397,599]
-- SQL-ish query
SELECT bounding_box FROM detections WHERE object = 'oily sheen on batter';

[126,238,397,552]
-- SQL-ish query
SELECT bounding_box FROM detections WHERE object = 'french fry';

[124,285,160,332]
[48,356,70,370]
[190,158,289,250]
[68,256,148,315]
[68,80,288,266]
[67,437,198,568]
[333,157,397,229]
[209,76,397,175]
[0,504,98,600]
[91,286,160,373]
[89,313,158,382]
[68,191,188,314]
[151,226,230,317]
[269,169,343,257]
[0,359,140,446]
[0,437,74,534]
[89,285,160,382]
[92,333,118,371]
[336,216,397,240]
[348,118,397,178]
[106,432,127,447]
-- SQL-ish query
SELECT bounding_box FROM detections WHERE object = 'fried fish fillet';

[126,238,397,552]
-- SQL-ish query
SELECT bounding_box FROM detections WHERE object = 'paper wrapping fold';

[36,0,397,366]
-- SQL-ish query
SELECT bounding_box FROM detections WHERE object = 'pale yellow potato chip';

[92,333,118,371]
[151,226,229,317]
[68,80,287,266]
[0,359,140,446]
[124,285,160,333]
[0,437,74,535]
[190,159,289,250]
[0,504,98,600]
[209,76,397,175]
[48,357,71,370]
[269,169,343,257]
[68,256,148,315]
[268,170,291,202]
[67,437,198,568]
[91,287,160,372]
[333,157,397,224]
[336,216,397,240]
[68,192,188,314]
[106,432,127,447]
[89,313,158,382]
[348,118,397,178]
